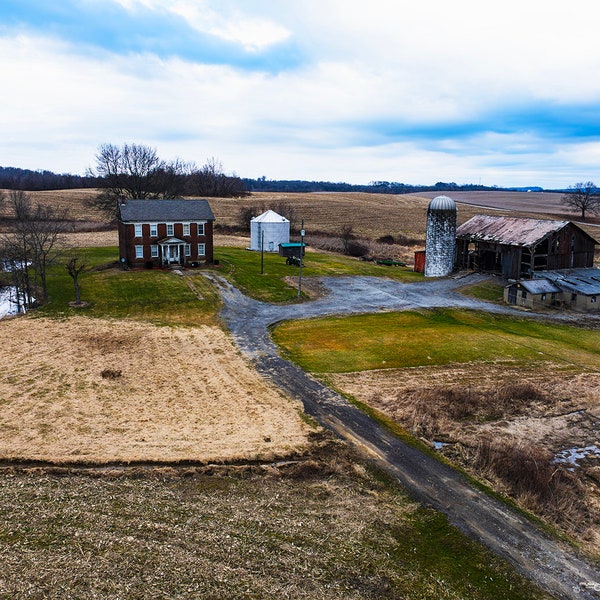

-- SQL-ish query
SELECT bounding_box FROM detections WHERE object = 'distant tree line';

[243,178,515,194]
[0,167,97,190]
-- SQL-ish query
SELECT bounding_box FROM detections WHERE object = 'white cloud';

[1,0,599,186]
[109,0,291,51]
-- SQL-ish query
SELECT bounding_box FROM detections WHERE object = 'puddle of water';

[0,287,23,318]
[553,445,600,469]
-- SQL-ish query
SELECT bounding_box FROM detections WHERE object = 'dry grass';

[0,452,551,600]
[0,188,103,223]
[0,316,315,464]
[329,363,600,553]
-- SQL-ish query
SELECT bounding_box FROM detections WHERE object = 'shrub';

[377,235,395,245]
[346,241,369,257]
[470,438,590,529]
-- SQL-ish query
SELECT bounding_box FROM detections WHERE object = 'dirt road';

[205,273,600,600]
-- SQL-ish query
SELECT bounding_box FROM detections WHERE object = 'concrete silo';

[250,210,290,252]
[424,195,457,277]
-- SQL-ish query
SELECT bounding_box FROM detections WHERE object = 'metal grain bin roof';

[119,199,215,222]
[428,195,456,212]
[456,215,569,247]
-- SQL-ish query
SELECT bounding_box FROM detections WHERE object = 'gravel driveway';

[205,272,600,600]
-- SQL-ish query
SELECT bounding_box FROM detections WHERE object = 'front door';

[169,245,179,263]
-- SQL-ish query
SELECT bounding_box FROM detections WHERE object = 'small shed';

[250,210,290,252]
[413,250,426,273]
[504,279,561,309]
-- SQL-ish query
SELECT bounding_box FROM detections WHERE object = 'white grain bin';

[424,195,457,277]
[250,210,290,252]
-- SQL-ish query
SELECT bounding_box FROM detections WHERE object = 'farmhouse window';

[151,245,159,258]
[150,224,158,237]
[184,244,191,257]
[166,223,174,236]
[541,293,546,301]
[572,293,577,302]
[134,223,143,237]
[521,290,527,299]
[135,245,144,259]
[592,296,597,303]
[198,243,206,256]
[183,223,190,236]
[197,222,205,236]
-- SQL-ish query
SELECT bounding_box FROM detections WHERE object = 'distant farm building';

[455,215,597,280]
[424,196,457,277]
[250,210,290,252]
[117,198,215,268]
[505,268,600,312]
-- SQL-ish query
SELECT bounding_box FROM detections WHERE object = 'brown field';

[0,316,315,464]
[5,187,598,250]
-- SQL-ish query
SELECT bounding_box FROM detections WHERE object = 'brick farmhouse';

[117,198,215,268]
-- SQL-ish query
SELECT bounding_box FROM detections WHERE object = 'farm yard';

[272,308,600,556]
[1,187,599,598]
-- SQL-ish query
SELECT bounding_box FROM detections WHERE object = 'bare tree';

[237,203,266,231]
[89,143,194,218]
[561,181,600,220]
[66,257,87,305]
[339,225,354,254]
[186,157,249,198]
[273,201,297,233]
[1,190,67,307]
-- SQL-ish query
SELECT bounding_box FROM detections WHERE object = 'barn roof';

[456,215,571,247]
[118,199,215,222]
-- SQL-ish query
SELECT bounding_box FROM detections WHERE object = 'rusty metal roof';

[534,269,600,296]
[456,215,570,247]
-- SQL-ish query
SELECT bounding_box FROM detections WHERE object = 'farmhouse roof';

[251,210,289,223]
[118,199,215,222]
[534,269,600,296]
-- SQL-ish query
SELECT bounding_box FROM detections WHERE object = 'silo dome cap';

[429,195,456,211]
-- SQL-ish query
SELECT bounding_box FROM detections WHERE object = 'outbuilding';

[456,215,597,279]
[250,210,290,252]
[505,268,600,312]
[504,279,562,309]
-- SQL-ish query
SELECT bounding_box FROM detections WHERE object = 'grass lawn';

[36,247,220,326]
[272,308,600,373]
[215,246,422,302]
[459,281,506,303]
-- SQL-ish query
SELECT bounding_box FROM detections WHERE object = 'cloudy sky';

[1,0,599,188]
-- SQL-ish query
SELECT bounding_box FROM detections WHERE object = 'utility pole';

[260,228,264,275]
[297,220,305,298]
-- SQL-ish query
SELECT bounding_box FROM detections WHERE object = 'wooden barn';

[117,198,215,268]
[455,215,597,279]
